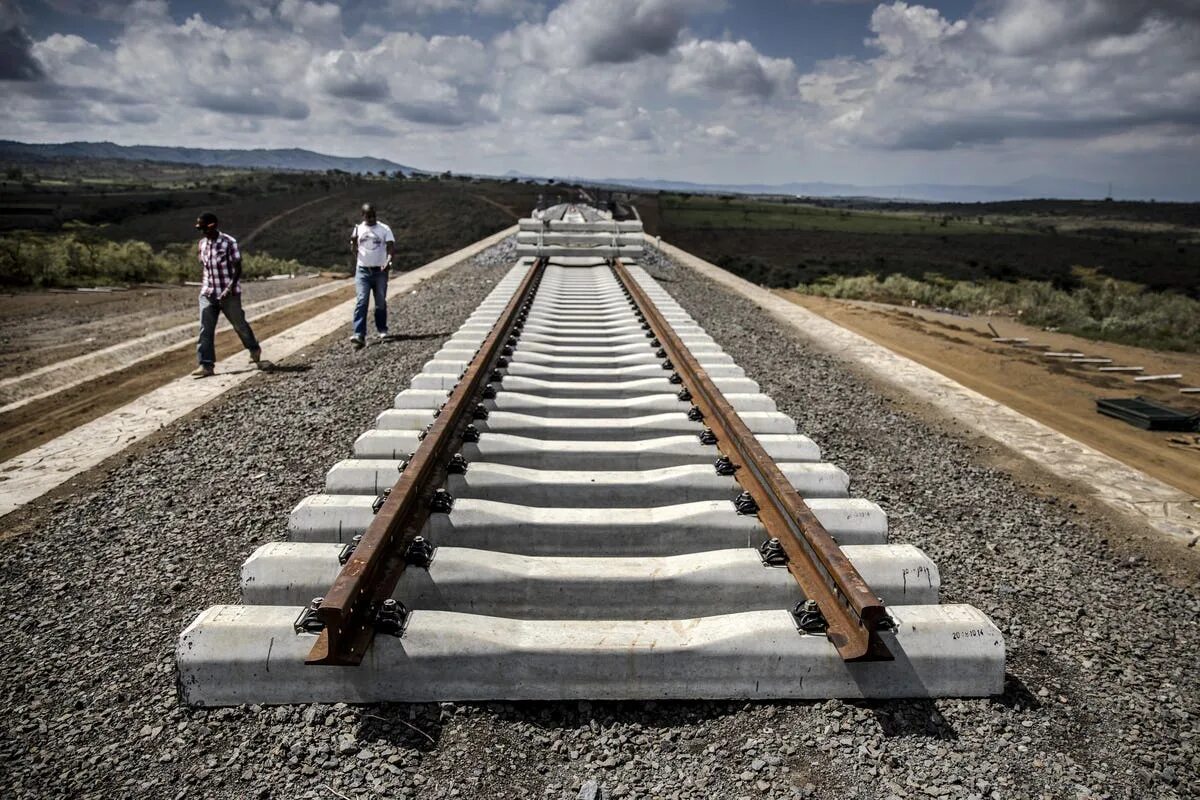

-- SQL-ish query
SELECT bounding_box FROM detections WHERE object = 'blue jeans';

[197,293,258,367]
[353,266,389,338]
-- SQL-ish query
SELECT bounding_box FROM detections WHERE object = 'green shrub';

[0,231,310,288]
[797,269,1200,352]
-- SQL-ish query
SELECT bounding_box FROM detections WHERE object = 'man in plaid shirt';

[192,212,261,377]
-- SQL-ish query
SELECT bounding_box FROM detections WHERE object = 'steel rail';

[611,259,891,661]
[306,257,546,665]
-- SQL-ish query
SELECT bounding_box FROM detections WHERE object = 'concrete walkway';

[659,241,1200,545]
[0,226,517,519]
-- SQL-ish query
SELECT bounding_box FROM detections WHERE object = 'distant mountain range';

[554,174,1134,203]
[0,140,417,175]
[1,140,1182,202]
[511,169,1180,202]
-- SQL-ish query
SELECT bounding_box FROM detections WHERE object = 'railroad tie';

[178,207,1005,706]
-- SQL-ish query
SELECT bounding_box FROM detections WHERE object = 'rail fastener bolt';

[294,597,325,634]
[733,490,759,515]
[759,537,788,566]
[375,599,409,637]
[793,600,828,634]
[404,536,436,569]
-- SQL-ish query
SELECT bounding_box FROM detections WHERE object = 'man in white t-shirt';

[349,203,396,348]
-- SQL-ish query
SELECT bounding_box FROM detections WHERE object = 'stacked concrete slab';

[517,203,644,259]
[177,213,1004,706]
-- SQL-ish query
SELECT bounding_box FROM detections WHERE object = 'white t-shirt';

[352,221,395,267]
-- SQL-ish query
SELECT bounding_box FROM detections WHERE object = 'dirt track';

[782,292,1200,500]
[0,277,328,375]
[0,282,355,462]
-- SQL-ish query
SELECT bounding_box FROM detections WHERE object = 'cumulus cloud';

[3,0,1198,194]
[276,0,342,37]
[0,0,44,80]
[669,38,795,98]
[40,0,170,23]
[797,0,1200,152]
[195,88,310,120]
[981,0,1200,55]
[0,25,43,80]
[508,67,625,115]
[498,0,723,66]
[388,0,544,16]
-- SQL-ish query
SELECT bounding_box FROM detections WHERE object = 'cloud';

[276,0,342,36]
[699,123,738,146]
[387,0,544,18]
[4,0,1198,196]
[39,0,169,22]
[117,105,160,123]
[306,51,381,100]
[0,27,43,80]
[497,0,724,67]
[981,0,1200,55]
[796,0,1200,152]
[195,89,311,119]
[369,32,497,125]
[668,38,795,98]
[0,1,44,81]
[508,67,625,115]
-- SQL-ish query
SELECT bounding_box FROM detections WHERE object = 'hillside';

[0,140,417,175]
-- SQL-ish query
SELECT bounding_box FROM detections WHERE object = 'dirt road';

[782,292,1200,499]
[0,282,354,462]
[0,277,327,375]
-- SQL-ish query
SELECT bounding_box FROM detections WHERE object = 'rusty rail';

[306,258,546,665]
[611,259,892,661]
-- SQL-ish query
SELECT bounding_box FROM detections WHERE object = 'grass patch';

[0,229,310,288]
[797,268,1200,353]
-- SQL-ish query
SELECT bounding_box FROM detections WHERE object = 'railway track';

[177,203,1004,706]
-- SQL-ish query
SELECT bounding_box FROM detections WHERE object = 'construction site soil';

[781,293,1200,500]
[1,244,1196,800]
[0,280,354,462]
[0,276,329,375]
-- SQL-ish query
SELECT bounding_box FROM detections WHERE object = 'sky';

[1,0,1198,197]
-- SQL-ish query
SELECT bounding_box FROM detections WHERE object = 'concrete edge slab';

[176,604,1004,705]
[241,542,940,609]
[0,225,519,519]
[656,240,1200,544]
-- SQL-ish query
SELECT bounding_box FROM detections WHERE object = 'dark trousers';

[198,293,259,367]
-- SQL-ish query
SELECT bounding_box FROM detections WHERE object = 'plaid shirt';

[198,232,242,298]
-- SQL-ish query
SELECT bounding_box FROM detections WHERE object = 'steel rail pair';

[305,255,890,666]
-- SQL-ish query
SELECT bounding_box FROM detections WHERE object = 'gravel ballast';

[1,242,1197,800]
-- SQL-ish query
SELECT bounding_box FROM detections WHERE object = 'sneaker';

[249,347,262,363]
[376,331,389,341]
[350,335,365,349]
[192,365,214,378]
